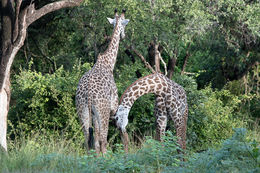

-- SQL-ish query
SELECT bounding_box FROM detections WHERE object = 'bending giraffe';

[114,73,188,150]
[76,9,129,154]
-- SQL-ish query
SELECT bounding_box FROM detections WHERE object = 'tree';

[0,0,83,152]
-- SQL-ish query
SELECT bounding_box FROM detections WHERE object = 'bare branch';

[13,7,28,47]
[13,0,22,42]
[128,46,156,73]
[154,44,160,72]
[158,51,167,76]
[26,0,83,27]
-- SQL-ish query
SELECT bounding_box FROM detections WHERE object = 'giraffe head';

[107,9,130,39]
[114,105,130,132]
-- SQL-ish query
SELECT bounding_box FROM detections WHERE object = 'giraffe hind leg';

[80,106,93,150]
[92,104,102,154]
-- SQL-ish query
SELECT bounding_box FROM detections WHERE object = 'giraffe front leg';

[154,96,167,141]
[120,130,129,153]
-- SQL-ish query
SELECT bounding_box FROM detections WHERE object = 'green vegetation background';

[1,0,259,172]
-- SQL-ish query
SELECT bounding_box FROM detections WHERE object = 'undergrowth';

[0,129,259,173]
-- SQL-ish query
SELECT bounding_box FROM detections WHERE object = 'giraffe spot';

[126,102,131,107]
[132,86,139,91]
[162,82,167,86]
[148,79,154,84]
[157,98,163,102]
[157,84,162,89]
[160,117,166,121]
[140,87,146,91]
[163,87,167,92]
[133,91,139,97]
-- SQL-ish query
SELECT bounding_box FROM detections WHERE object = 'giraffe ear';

[122,19,130,26]
[107,17,115,25]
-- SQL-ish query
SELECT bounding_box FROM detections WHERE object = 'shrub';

[173,74,246,150]
[9,61,91,141]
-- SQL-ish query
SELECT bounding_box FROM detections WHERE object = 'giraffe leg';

[79,105,92,151]
[99,106,111,155]
[92,104,101,155]
[171,112,187,151]
[180,106,188,150]
[120,130,129,153]
[93,118,101,155]
[155,96,167,141]
[100,119,108,154]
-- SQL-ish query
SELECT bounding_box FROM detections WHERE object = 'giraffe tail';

[88,126,94,149]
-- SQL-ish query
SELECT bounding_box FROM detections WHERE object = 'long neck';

[119,73,169,109]
[97,21,121,71]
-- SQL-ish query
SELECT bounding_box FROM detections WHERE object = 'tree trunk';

[148,42,163,73]
[0,0,83,152]
[181,41,193,75]
[167,56,177,79]
[181,52,190,75]
[0,75,10,152]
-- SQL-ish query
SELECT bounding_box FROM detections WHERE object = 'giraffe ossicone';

[115,73,188,150]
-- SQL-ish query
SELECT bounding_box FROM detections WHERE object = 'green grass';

[1,129,259,173]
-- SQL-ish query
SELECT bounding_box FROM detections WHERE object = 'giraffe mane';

[119,73,158,104]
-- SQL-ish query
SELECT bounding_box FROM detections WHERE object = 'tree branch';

[26,0,83,27]
[13,0,22,42]
[13,7,28,47]
[158,51,167,76]
[128,46,156,73]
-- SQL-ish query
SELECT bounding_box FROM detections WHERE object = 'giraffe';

[114,73,188,150]
[76,9,129,154]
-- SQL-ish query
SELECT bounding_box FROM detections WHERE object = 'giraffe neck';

[119,73,169,109]
[97,20,121,71]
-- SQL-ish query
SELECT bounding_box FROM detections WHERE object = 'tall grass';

[0,132,85,173]
[1,129,259,173]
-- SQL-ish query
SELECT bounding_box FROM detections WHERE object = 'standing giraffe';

[114,73,188,150]
[76,9,129,154]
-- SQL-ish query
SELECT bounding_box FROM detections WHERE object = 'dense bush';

[173,74,246,150]
[9,61,91,141]
[9,60,251,151]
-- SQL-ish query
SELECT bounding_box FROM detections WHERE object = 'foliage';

[9,61,91,140]
[173,74,246,150]
[9,59,252,152]
[6,0,259,167]
[1,128,259,173]
[176,128,260,173]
